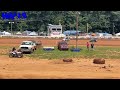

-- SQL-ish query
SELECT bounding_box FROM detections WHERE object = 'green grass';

[1,45,120,59]
[25,46,120,59]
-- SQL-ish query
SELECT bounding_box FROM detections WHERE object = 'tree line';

[0,11,120,34]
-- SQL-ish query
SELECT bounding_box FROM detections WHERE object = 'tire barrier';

[93,58,105,64]
[63,59,73,62]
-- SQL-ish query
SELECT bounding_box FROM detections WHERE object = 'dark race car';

[58,41,69,51]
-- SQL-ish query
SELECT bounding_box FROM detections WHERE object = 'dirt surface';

[0,38,120,46]
[0,38,120,79]
[0,55,120,79]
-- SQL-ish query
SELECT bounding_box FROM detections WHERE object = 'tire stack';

[93,58,105,64]
[63,59,73,62]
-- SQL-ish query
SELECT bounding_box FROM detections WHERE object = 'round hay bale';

[93,58,105,64]
[63,59,73,62]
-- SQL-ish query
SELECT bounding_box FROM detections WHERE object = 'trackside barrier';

[0,35,120,39]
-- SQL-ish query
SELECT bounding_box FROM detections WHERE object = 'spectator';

[91,43,94,50]
[86,42,90,50]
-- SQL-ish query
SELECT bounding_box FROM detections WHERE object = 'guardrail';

[0,35,120,39]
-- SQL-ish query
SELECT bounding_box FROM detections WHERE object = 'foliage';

[0,11,120,34]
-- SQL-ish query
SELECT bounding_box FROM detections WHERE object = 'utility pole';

[112,22,115,35]
[86,23,89,35]
[59,20,61,25]
[9,22,14,35]
[76,12,78,49]
[76,11,80,49]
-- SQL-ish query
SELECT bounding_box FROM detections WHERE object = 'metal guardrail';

[0,35,120,39]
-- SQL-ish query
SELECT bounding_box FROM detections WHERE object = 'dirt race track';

[0,38,120,79]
